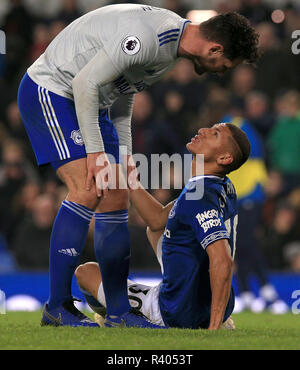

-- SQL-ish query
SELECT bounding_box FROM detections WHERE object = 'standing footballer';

[17,4,259,327]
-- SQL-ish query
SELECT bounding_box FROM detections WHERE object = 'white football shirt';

[27,4,190,153]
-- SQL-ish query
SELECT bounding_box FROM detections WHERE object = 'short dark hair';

[225,123,251,173]
[199,12,259,64]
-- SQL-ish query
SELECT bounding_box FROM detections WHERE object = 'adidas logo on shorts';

[58,248,79,257]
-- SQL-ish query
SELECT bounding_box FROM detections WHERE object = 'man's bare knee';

[68,188,100,210]
[57,158,101,210]
[95,164,129,212]
[74,263,87,285]
[75,262,100,289]
[96,189,129,213]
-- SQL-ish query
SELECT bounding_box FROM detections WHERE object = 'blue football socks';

[94,210,131,316]
[48,200,94,309]
[78,285,106,314]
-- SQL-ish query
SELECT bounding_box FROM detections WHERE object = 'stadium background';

[0,0,299,314]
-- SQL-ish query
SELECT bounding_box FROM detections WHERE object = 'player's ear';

[208,43,224,56]
[217,153,233,166]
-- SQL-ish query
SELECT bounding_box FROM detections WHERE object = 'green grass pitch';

[0,311,299,350]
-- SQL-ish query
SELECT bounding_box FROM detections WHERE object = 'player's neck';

[190,158,224,178]
[177,23,203,58]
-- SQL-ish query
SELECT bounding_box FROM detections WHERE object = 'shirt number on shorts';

[128,285,150,310]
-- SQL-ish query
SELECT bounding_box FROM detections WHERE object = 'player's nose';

[198,128,207,136]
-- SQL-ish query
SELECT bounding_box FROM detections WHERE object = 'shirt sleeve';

[179,191,230,250]
[72,48,120,153]
[110,94,134,154]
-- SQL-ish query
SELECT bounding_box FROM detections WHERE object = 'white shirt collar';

[188,175,224,182]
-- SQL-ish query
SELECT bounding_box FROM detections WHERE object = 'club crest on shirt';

[70,129,84,146]
[121,36,141,55]
[169,199,178,219]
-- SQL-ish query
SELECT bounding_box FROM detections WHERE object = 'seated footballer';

[75,122,250,330]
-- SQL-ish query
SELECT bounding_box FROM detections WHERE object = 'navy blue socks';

[48,200,131,318]
[94,210,131,316]
[48,200,94,309]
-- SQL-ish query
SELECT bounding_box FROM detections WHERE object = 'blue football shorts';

[17,73,120,171]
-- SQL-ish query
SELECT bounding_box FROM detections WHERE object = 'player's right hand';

[86,152,112,198]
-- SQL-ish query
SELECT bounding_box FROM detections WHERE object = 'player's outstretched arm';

[206,239,233,330]
[129,183,174,232]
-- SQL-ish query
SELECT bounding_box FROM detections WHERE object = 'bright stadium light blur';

[271,9,285,24]
[186,10,217,23]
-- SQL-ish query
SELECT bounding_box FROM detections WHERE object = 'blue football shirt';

[159,175,238,328]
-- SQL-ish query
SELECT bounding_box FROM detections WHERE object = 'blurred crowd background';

[0,0,300,294]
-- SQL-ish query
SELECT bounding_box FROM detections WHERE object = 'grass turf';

[0,311,299,350]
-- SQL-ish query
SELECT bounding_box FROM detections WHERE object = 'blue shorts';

[17,73,120,171]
